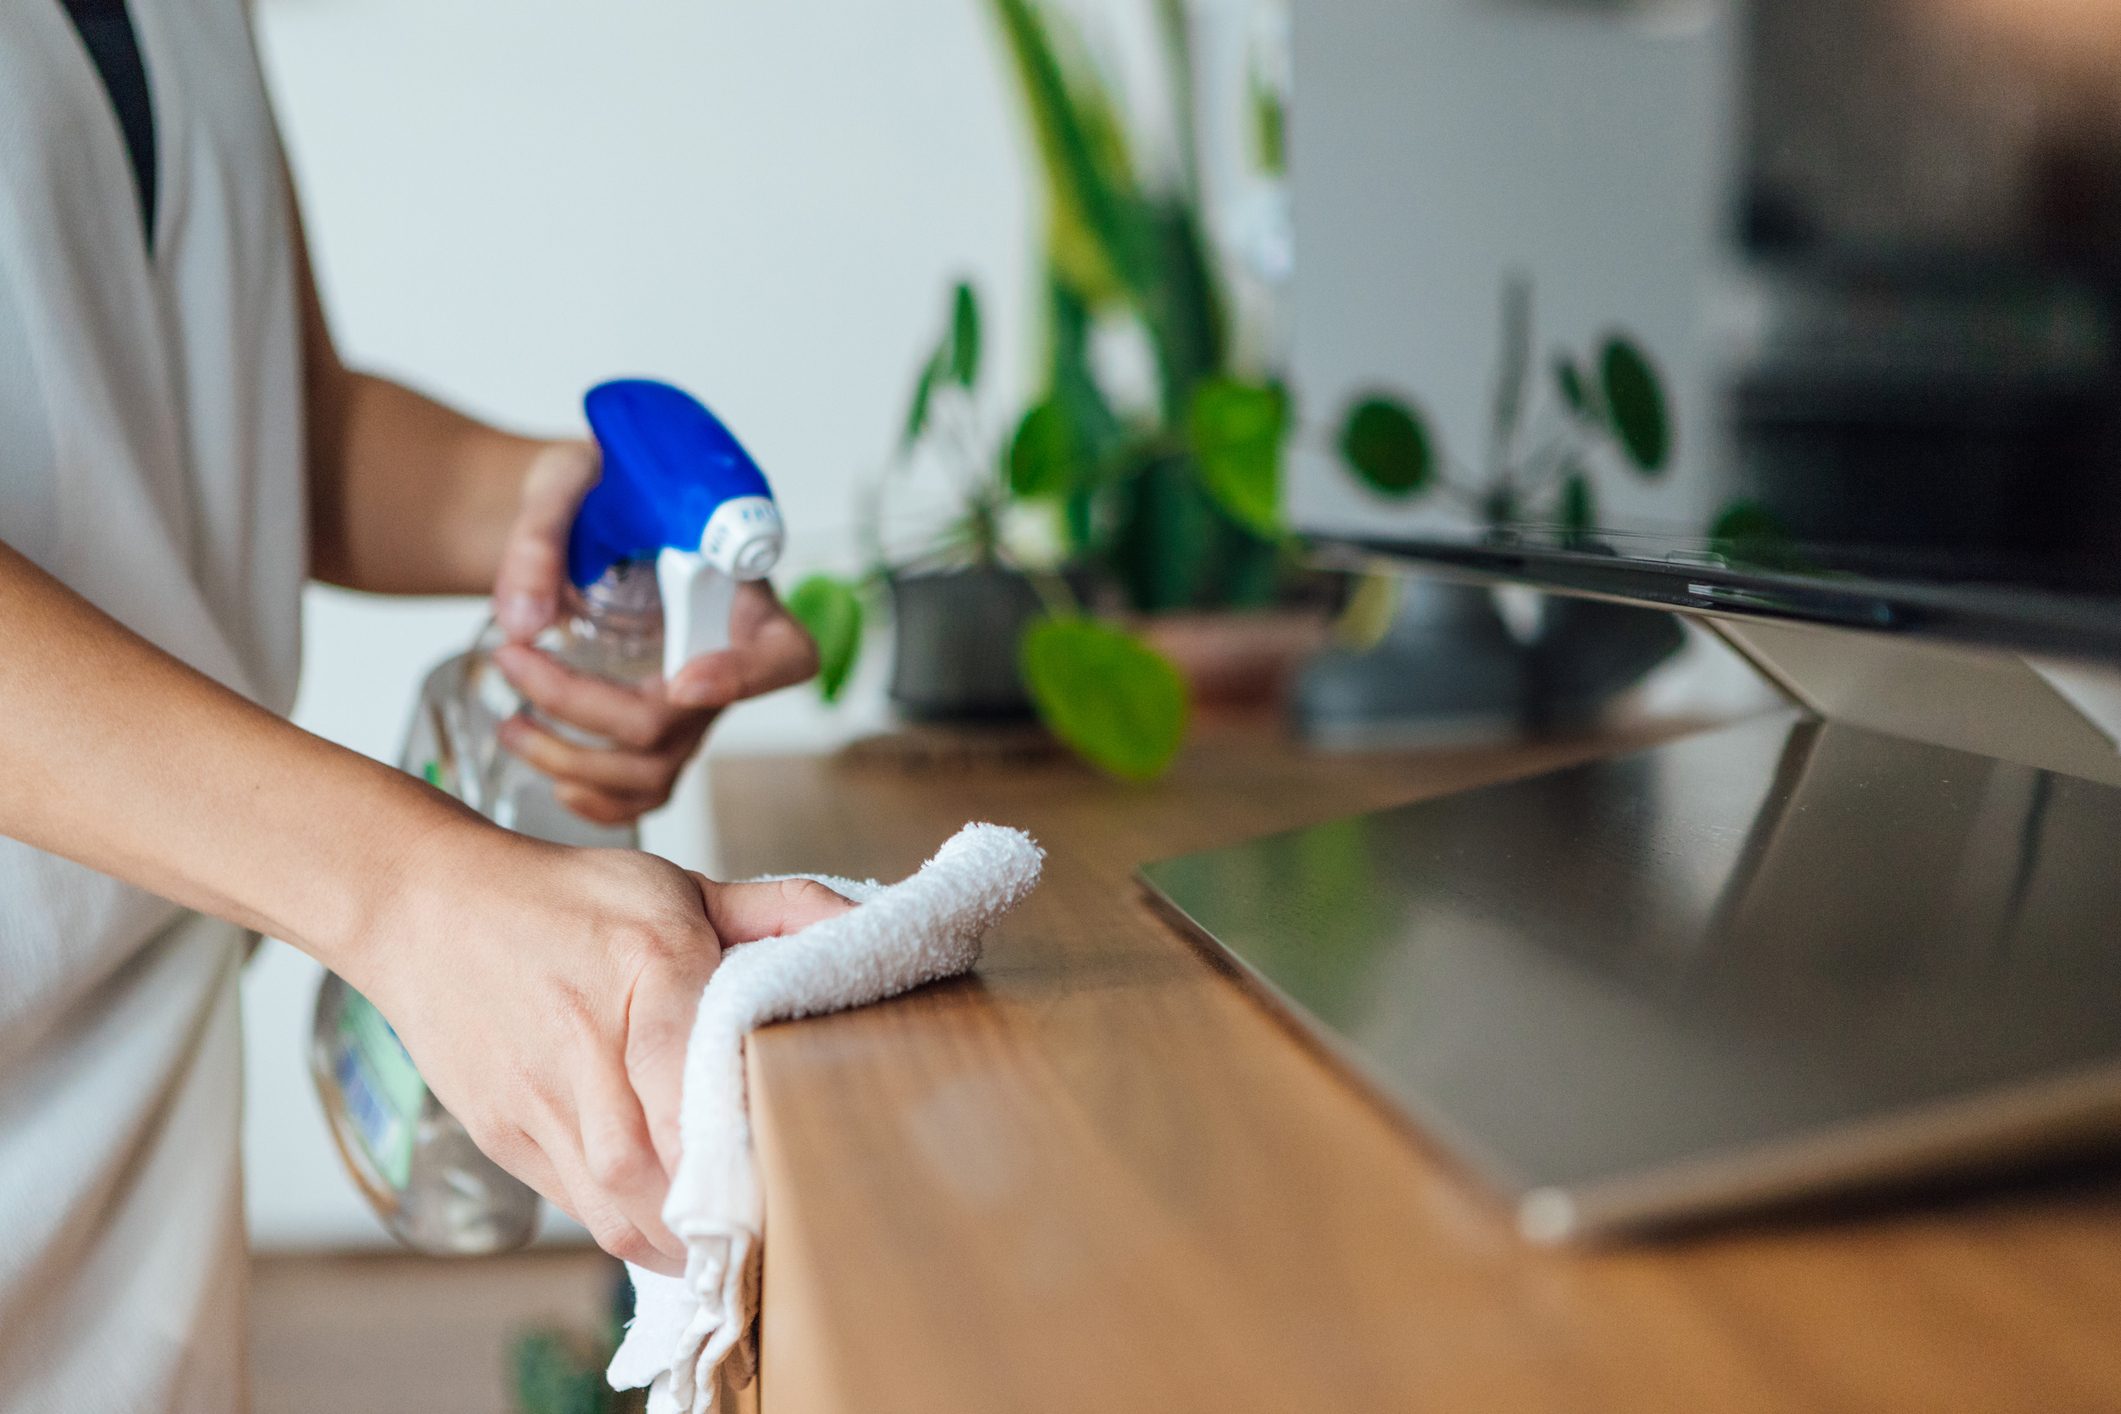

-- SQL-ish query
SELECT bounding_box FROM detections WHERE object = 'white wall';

[243,0,1047,1249]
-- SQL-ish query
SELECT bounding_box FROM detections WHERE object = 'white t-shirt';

[0,0,306,1407]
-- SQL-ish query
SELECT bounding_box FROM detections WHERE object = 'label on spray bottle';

[330,991,426,1191]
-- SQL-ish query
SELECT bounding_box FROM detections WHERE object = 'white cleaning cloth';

[607,822,1044,1414]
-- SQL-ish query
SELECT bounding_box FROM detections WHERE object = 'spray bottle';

[309,379,784,1254]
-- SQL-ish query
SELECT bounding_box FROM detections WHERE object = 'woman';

[0,2,848,1407]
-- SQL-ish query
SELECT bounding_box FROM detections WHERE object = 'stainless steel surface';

[1711,618,2121,789]
[1140,713,2121,1239]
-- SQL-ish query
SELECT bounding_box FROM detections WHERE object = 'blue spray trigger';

[568,379,774,588]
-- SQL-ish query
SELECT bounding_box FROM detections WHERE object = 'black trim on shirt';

[59,0,159,250]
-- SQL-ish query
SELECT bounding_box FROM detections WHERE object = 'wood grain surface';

[712,720,2121,1414]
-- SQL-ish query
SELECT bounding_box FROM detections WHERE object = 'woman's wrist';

[296,765,519,991]
[438,430,565,598]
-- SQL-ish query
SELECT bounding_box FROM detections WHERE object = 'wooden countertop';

[709,721,2121,1414]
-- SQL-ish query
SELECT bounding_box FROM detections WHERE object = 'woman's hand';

[356,824,852,1274]
[487,442,819,824]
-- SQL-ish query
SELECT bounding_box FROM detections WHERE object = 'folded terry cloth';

[607,822,1045,1414]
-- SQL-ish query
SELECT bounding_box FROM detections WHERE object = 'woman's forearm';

[0,538,480,977]
[306,368,550,596]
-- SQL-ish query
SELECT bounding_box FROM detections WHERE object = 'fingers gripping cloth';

[607,823,1045,1413]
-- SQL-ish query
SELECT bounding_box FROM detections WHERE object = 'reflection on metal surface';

[1140,714,2121,1239]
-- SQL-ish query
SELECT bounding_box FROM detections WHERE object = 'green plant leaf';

[1559,470,1596,537]
[1043,270,1122,553]
[902,353,941,450]
[950,281,982,388]
[1251,75,1287,177]
[1155,0,1204,197]
[1709,500,1808,572]
[1008,400,1080,499]
[1045,269,1122,455]
[1105,452,1227,610]
[786,575,865,704]
[1141,198,1229,422]
[1020,616,1188,781]
[510,1328,614,1414]
[1556,356,1592,418]
[1338,395,1433,498]
[1491,276,1533,456]
[1598,335,1671,474]
[1186,377,1287,538]
[1334,570,1400,651]
[983,0,1150,304]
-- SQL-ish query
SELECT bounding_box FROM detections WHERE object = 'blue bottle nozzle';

[571,380,784,677]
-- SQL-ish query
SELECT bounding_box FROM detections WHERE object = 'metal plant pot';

[1294,578,1684,748]
[887,567,1044,722]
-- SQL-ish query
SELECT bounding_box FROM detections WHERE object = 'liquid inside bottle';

[309,978,541,1253]
[310,562,665,1254]
[488,564,664,848]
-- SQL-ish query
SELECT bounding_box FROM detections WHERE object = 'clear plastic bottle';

[480,564,664,849]
[310,972,541,1253]
[309,562,664,1253]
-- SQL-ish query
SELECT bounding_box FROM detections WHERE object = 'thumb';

[494,441,600,641]
[695,874,855,946]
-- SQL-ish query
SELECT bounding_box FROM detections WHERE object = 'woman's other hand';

[486,442,818,824]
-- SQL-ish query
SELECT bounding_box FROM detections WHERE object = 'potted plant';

[873,280,1046,725]
[789,281,1189,782]
[971,0,1328,623]
[1330,276,1674,534]
[1296,277,1690,740]
[788,0,1330,778]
